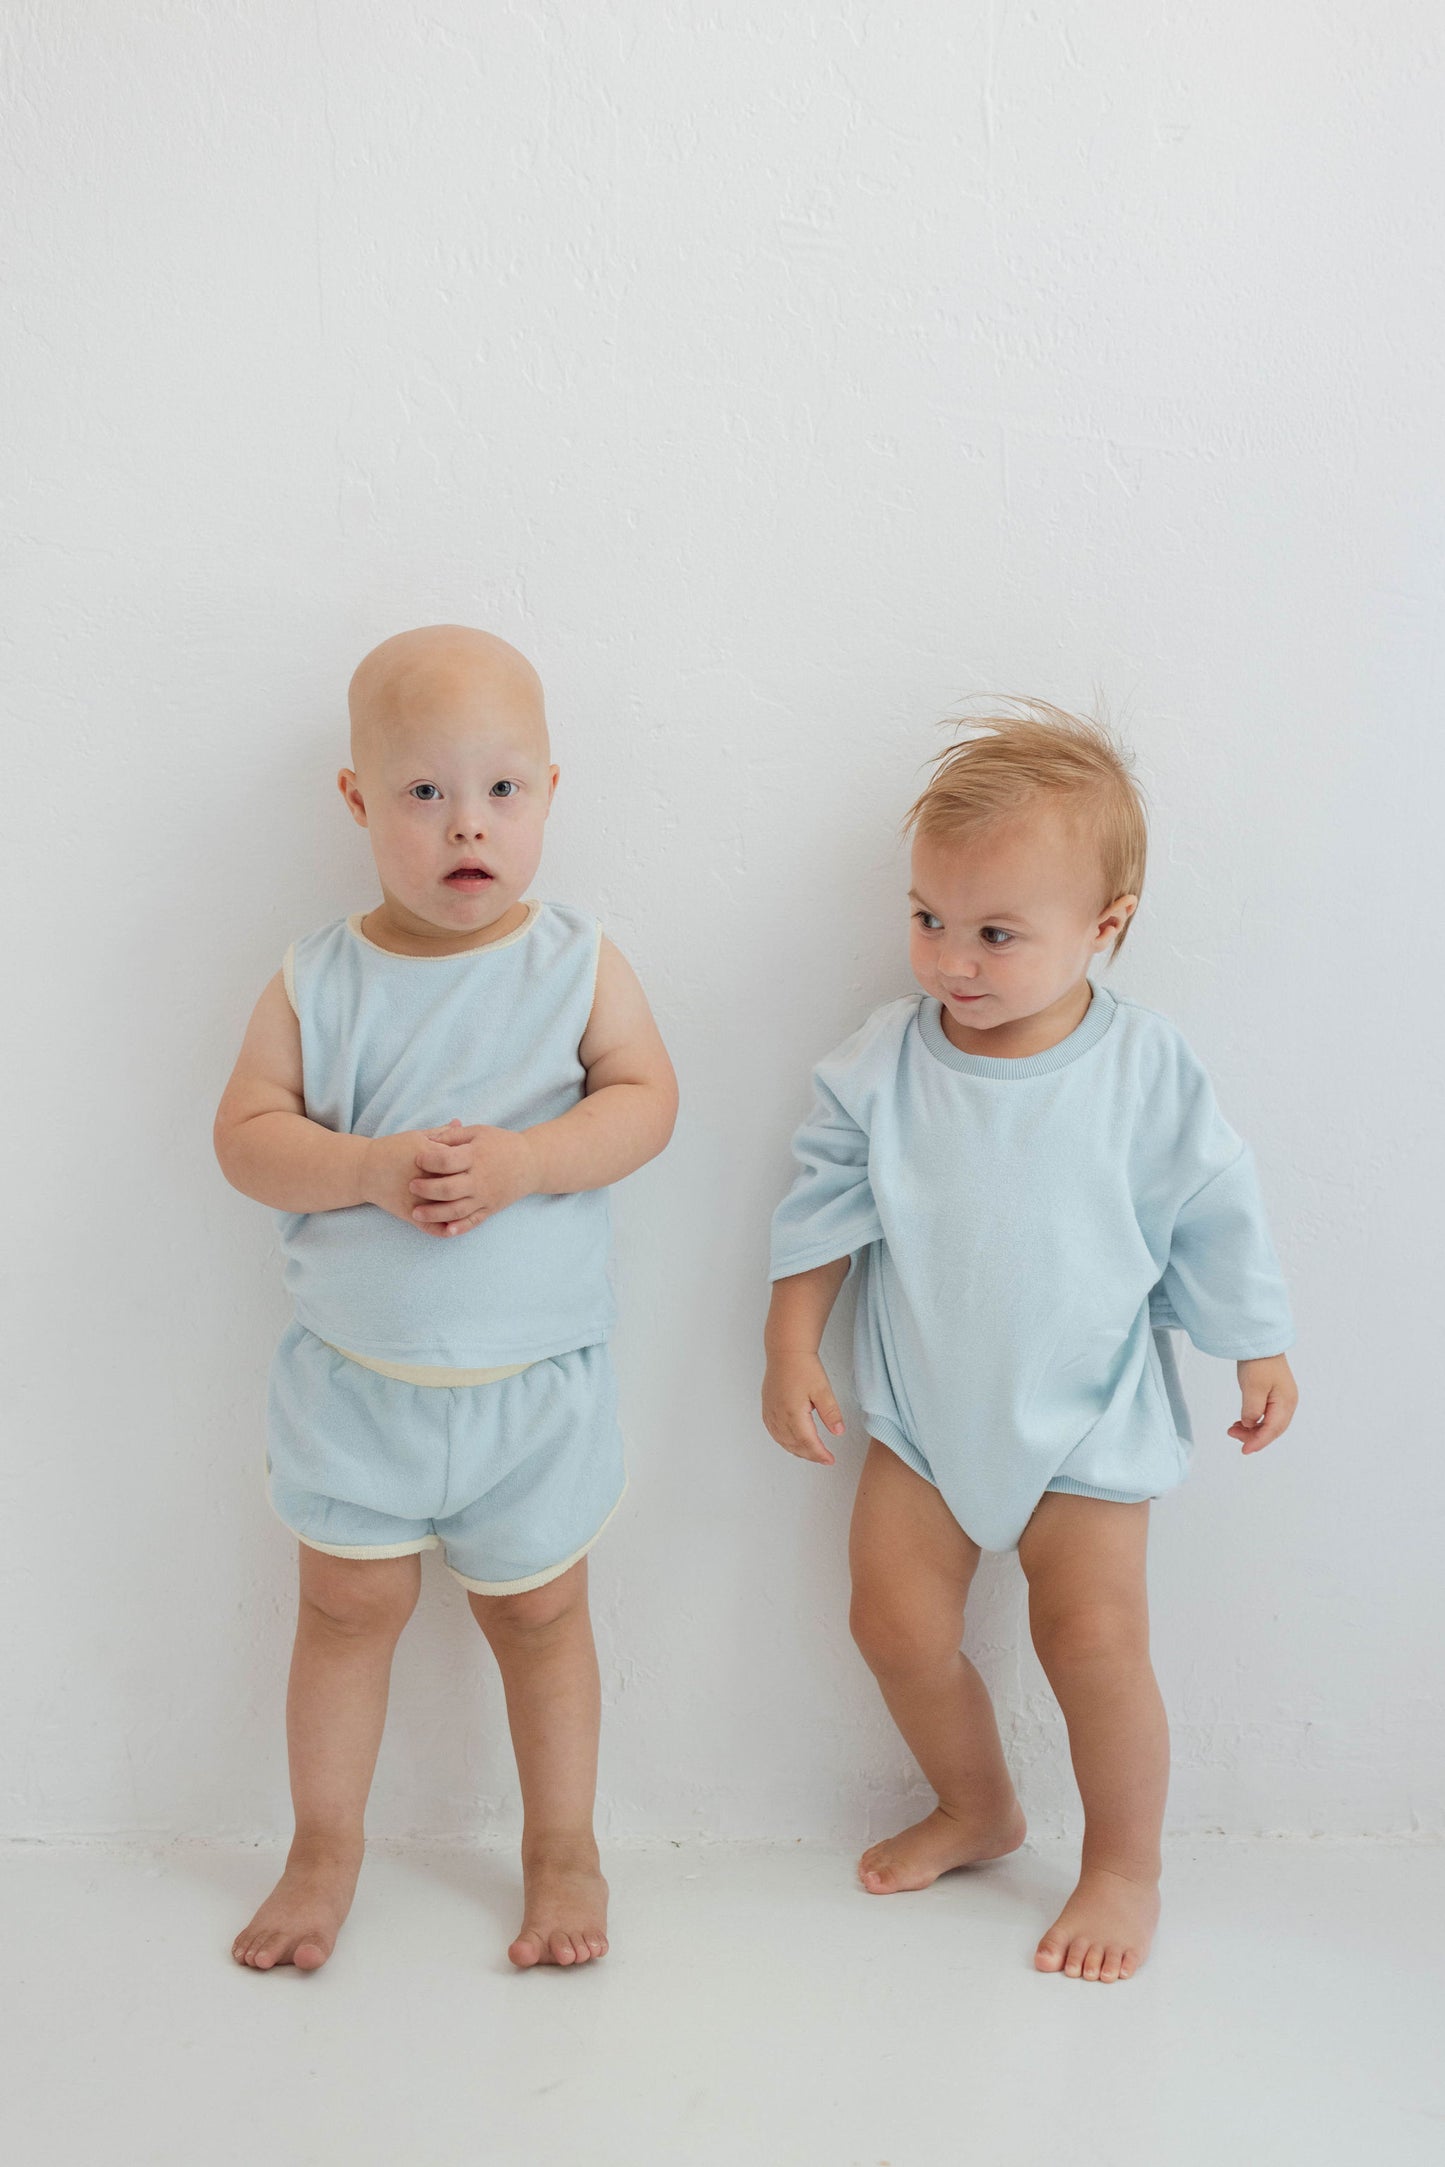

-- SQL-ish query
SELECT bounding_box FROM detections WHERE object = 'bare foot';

[1034,1865,1160,1982]
[231,1842,363,1973]
[508,1841,609,1968]
[858,1799,1028,1894]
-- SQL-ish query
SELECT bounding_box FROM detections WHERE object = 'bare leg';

[849,1441,1026,1893]
[468,1556,608,1968]
[232,1546,421,1971]
[1017,1493,1167,1982]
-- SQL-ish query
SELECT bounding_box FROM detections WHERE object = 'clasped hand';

[362,1117,539,1239]
[408,1116,539,1237]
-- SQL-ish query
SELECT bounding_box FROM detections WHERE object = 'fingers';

[417,1208,490,1238]
[424,1120,479,1146]
[412,1195,479,1224]
[764,1405,837,1465]
[413,1142,470,1173]
[409,1172,471,1202]
[813,1386,846,1438]
[1229,1388,1296,1453]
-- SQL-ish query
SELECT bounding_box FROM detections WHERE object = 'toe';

[548,1930,576,1965]
[294,1937,329,1971]
[1100,1946,1123,1983]
[509,1930,544,1969]
[1082,1943,1104,1982]
[1063,1936,1089,1978]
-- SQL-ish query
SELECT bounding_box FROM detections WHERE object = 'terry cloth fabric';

[266,1324,625,1594]
[769,981,1293,1552]
[277,900,614,1370]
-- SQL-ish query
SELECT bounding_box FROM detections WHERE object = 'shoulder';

[532,898,600,941]
[810,994,922,1100]
[282,916,355,1013]
[289,913,353,962]
[1104,992,1218,1111]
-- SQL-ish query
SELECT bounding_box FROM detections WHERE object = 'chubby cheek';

[393,826,445,892]
[907,932,940,992]
[505,809,549,884]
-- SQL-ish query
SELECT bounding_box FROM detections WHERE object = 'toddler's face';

[341,703,557,941]
[908,812,1134,1037]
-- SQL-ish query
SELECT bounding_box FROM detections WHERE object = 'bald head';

[348,625,548,773]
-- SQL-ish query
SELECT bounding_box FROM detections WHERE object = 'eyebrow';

[907,890,1032,927]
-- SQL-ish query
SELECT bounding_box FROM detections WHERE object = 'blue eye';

[913,910,942,933]
[490,779,520,799]
[409,783,441,802]
[981,926,1014,947]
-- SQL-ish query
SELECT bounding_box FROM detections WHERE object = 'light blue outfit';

[279,901,612,1369]
[264,900,626,1593]
[769,982,1294,1553]
[267,1330,623,1594]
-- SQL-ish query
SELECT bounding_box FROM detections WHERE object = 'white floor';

[4,1835,1441,2167]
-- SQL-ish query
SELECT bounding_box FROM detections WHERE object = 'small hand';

[762,1350,846,1466]
[407,1117,539,1237]
[1229,1352,1298,1454]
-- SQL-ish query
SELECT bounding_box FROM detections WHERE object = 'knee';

[472,1573,580,1646]
[849,1589,959,1678]
[1029,1598,1146,1675]
[301,1558,419,1643]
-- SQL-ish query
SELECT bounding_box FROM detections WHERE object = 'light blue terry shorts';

[265,1323,626,1595]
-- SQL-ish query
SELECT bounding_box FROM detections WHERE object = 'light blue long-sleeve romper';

[264,899,626,1594]
[769,981,1293,1552]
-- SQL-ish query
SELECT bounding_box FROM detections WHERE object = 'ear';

[545,764,560,809]
[1094,893,1138,949]
[337,768,369,829]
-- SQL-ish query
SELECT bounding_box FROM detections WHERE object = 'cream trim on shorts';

[445,1484,627,1596]
[286,1485,628,1592]
[297,1532,442,1561]
[323,1342,534,1388]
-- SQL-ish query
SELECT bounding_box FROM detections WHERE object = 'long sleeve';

[769,1056,884,1280]
[1150,1143,1294,1359]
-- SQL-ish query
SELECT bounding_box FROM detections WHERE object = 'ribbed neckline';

[345,897,541,960]
[918,979,1118,1078]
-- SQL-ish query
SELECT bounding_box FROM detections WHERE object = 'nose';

[449,803,489,842]
[939,944,979,981]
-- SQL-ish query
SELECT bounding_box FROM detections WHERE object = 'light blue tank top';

[277,900,614,1368]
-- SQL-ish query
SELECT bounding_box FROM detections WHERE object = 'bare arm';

[213,972,435,1222]
[530,934,678,1193]
[762,1256,851,1465]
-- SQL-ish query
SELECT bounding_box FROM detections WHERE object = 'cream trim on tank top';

[281,896,567,1384]
[322,1340,534,1388]
[284,901,546,1014]
[345,897,542,959]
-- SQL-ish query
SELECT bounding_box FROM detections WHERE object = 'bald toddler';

[215,626,676,1972]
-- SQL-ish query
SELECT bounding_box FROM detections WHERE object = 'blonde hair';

[903,701,1147,959]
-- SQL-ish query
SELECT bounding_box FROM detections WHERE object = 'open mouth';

[445,866,494,886]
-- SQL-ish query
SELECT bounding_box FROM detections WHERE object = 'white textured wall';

[4,2,1441,1844]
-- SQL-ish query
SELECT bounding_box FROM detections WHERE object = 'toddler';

[215,625,676,1971]
[763,706,1296,1982]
